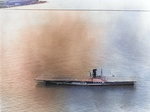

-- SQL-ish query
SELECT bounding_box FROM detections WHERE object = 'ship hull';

[35,75,136,86]
[45,81,135,86]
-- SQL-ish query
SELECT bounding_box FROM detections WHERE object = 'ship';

[35,69,137,86]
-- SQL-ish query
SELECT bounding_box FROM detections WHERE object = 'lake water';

[1,1,150,112]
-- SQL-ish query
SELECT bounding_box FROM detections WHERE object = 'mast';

[101,69,103,77]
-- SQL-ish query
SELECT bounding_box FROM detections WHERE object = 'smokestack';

[93,69,97,78]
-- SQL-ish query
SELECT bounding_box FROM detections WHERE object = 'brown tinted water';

[1,9,150,112]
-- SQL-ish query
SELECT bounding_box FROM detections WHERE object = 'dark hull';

[45,81,135,86]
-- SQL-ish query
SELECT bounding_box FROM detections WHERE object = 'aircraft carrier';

[35,69,137,86]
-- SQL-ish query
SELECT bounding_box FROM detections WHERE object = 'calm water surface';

[1,9,150,112]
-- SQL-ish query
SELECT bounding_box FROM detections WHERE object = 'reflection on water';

[1,10,150,112]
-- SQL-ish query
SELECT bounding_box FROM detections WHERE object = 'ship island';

[35,69,137,86]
